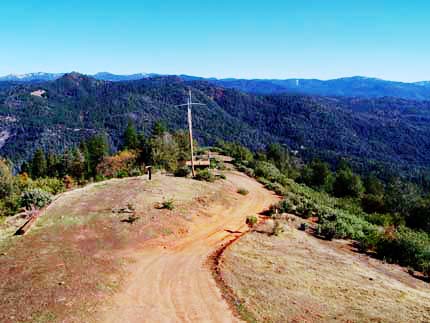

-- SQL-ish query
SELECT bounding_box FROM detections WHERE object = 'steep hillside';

[1,73,430,179]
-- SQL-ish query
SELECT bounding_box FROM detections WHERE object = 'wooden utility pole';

[177,90,205,177]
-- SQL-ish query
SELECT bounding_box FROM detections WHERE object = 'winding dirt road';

[102,172,279,323]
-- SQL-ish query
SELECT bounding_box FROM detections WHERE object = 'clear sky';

[1,0,429,81]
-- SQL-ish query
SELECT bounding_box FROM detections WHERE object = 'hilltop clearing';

[0,171,278,322]
[0,173,220,322]
[98,171,278,322]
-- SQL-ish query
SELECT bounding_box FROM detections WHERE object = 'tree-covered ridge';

[1,73,430,183]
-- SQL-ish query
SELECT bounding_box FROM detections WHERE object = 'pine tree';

[151,121,167,138]
[69,148,85,180]
[31,148,47,178]
[123,120,138,150]
[86,134,109,177]
[46,152,60,178]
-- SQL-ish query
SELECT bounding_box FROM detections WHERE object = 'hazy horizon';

[1,71,430,83]
[1,1,429,82]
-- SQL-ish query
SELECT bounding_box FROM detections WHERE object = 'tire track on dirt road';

[102,172,279,323]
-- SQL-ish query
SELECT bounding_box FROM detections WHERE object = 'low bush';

[129,167,143,177]
[20,188,53,209]
[161,198,175,210]
[116,169,129,178]
[174,166,191,177]
[218,173,227,180]
[356,229,382,252]
[29,178,65,195]
[299,222,308,231]
[194,169,215,182]
[273,220,284,236]
[264,182,286,195]
[375,226,430,273]
[254,161,282,182]
[317,221,337,240]
[237,188,249,195]
[0,194,21,216]
[317,211,379,240]
[246,215,258,227]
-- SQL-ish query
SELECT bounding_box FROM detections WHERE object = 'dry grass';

[220,218,430,323]
[0,174,223,323]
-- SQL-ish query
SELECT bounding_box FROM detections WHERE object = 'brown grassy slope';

[220,219,430,323]
[0,174,222,323]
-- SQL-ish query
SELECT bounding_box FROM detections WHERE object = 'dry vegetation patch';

[220,219,430,323]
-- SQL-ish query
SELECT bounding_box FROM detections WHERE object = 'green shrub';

[116,169,129,178]
[161,198,175,210]
[194,169,215,182]
[361,194,385,214]
[265,182,286,195]
[20,188,53,209]
[246,215,258,227]
[237,188,249,195]
[0,194,21,216]
[257,177,271,186]
[30,178,65,195]
[244,168,254,177]
[299,222,308,231]
[375,226,430,272]
[218,173,227,180]
[95,174,106,182]
[317,221,337,240]
[365,213,404,227]
[254,161,282,182]
[129,167,143,177]
[274,199,292,214]
[356,227,382,252]
[174,166,191,177]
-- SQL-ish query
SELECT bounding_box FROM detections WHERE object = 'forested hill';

[1,72,430,179]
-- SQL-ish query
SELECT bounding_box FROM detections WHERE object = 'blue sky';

[1,0,429,81]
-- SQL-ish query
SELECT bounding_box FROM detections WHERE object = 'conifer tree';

[31,148,47,178]
[151,121,167,138]
[123,120,138,150]
[86,134,109,177]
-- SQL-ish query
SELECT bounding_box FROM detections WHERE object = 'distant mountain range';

[1,72,430,100]
[0,72,156,82]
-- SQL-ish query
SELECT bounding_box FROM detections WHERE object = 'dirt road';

[101,172,279,323]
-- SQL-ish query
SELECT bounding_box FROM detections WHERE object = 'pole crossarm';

[175,89,206,177]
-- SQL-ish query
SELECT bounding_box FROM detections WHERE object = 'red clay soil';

[0,172,279,323]
[97,172,279,323]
